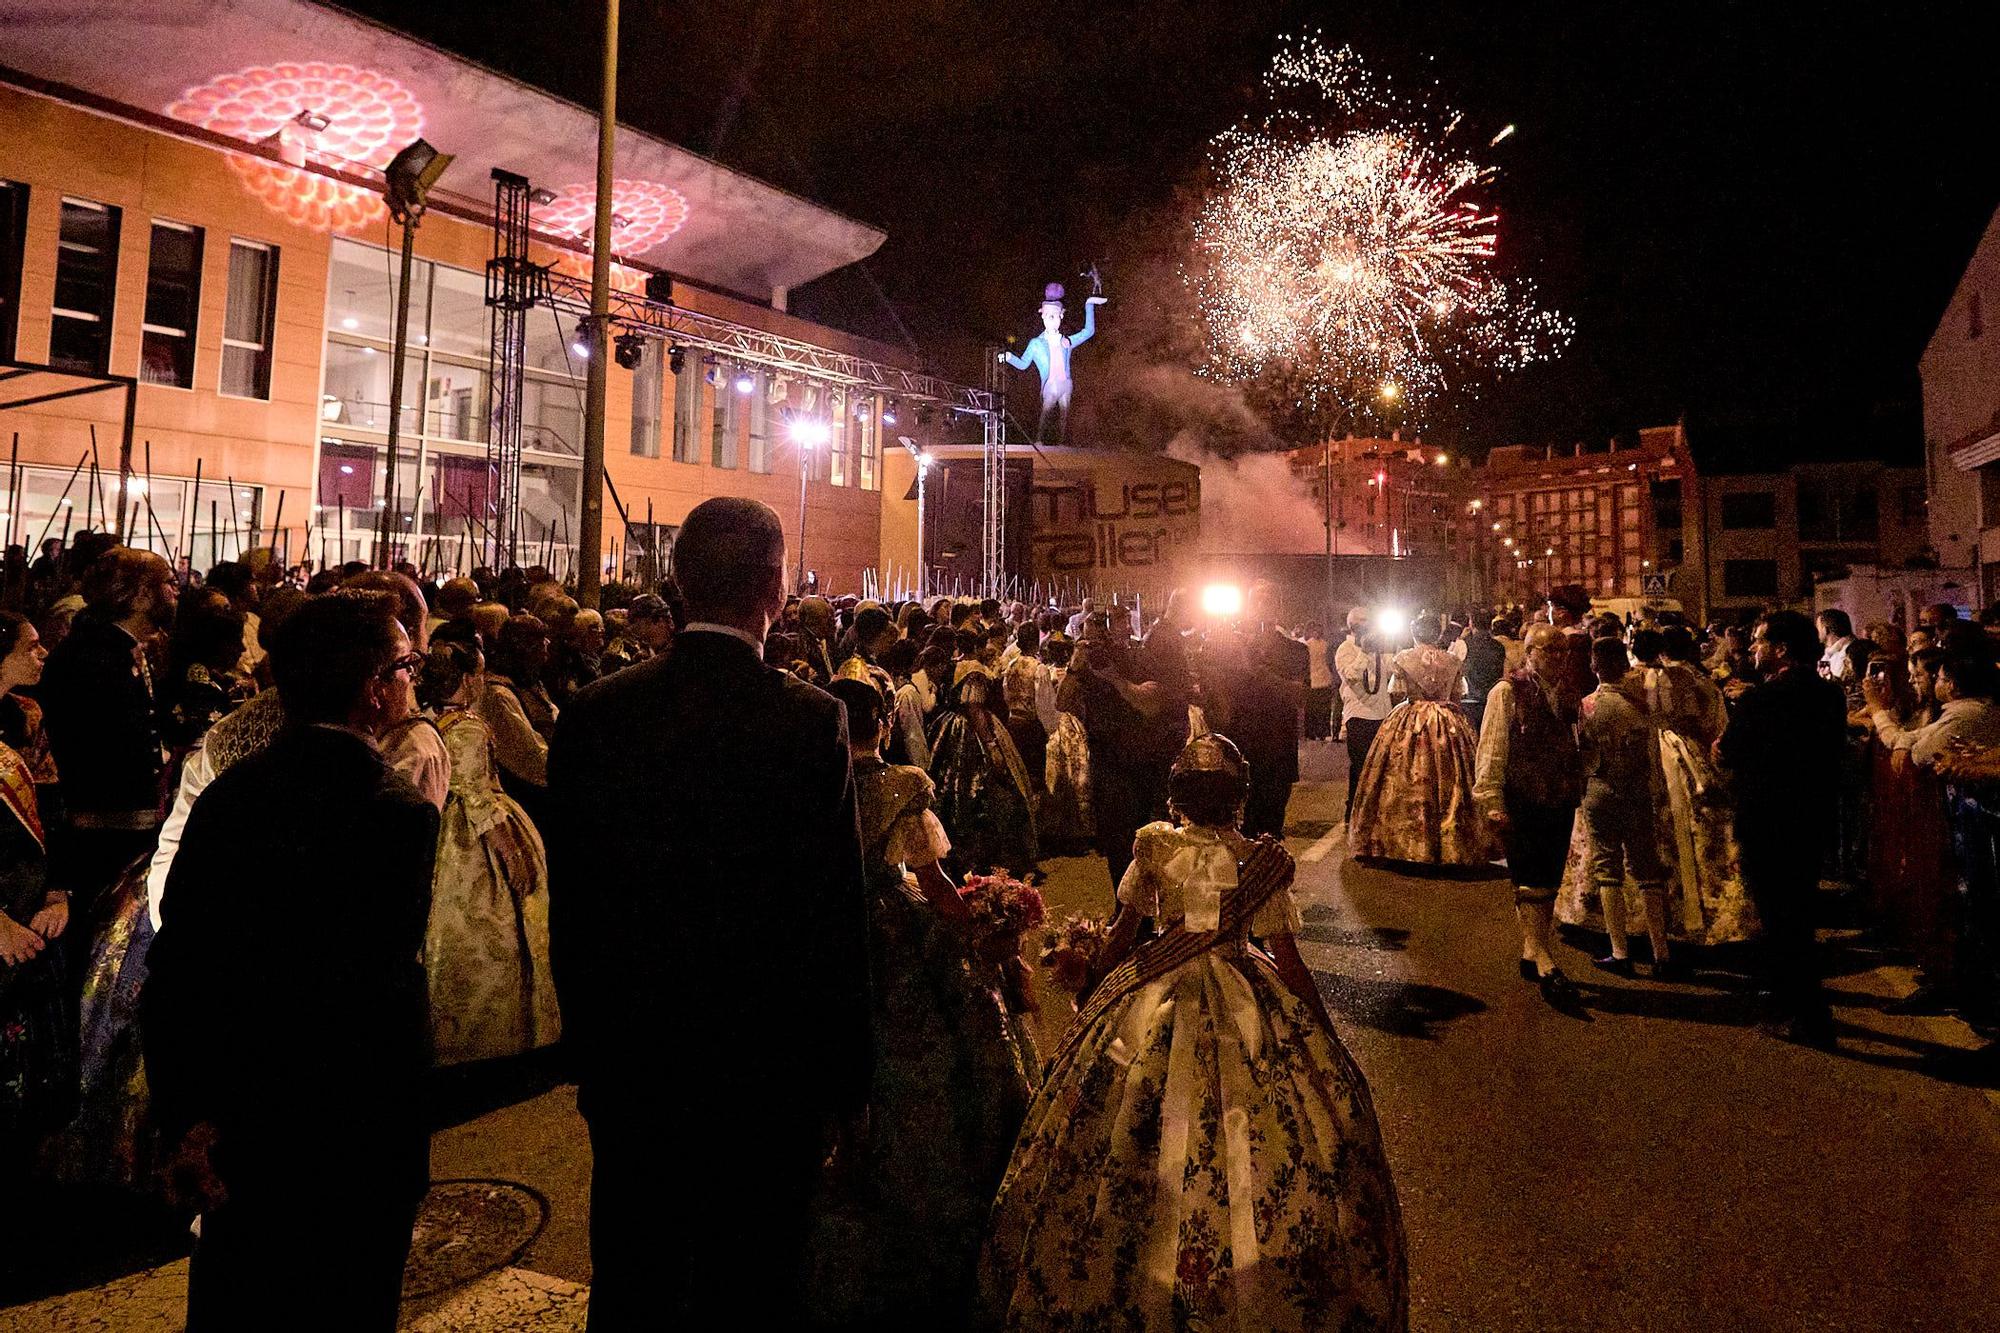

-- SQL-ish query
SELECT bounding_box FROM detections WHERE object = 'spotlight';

[1374,606,1409,639]
[855,400,870,421]
[882,400,899,426]
[529,186,558,207]
[294,109,330,133]
[1200,583,1244,618]
[384,138,453,222]
[613,332,645,371]
[915,403,934,426]
[734,370,756,395]
[668,345,686,375]
[789,418,832,447]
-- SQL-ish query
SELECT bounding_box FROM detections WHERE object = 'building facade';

[1475,425,1700,612]
[1920,202,2000,606]
[1700,461,1927,617]
[0,0,946,592]
[1285,436,1482,602]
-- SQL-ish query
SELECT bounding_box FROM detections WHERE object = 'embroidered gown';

[1347,644,1487,865]
[1040,665,1094,852]
[929,660,1040,875]
[1557,664,1760,945]
[426,707,560,1064]
[1,740,76,1146]
[810,757,1041,1325]
[977,821,1407,1332]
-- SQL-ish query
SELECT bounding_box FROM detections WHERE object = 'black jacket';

[40,614,166,817]
[141,726,438,1190]
[1718,668,1846,847]
[546,629,871,1126]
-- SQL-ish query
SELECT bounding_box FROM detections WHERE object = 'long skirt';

[810,877,1040,1325]
[42,857,148,1188]
[1557,731,1760,946]
[426,794,561,1064]
[931,714,1040,876]
[1041,713,1094,852]
[1347,700,1489,866]
[976,943,1407,1332]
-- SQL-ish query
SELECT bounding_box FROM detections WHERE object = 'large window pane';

[322,340,420,433]
[51,197,120,373]
[747,368,772,473]
[328,236,424,342]
[425,359,488,442]
[523,376,582,456]
[427,262,489,359]
[711,365,738,469]
[221,240,278,398]
[672,354,703,463]
[630,340,662,458]
[0,180,25,363]
[141,220,203,388]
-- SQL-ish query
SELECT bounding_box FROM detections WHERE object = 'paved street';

[12,744,2000,1331]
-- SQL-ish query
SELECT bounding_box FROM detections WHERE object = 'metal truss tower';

[484,169,544,568]
[982,347,1006,598]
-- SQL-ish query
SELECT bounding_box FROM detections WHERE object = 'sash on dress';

[0,740,46,850]
[1056,835,1293,1067]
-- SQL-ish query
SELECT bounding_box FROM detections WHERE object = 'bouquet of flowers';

[960,870,1046,1012]
[1037,912,1110,1003]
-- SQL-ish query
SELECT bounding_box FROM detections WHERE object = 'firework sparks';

[1190,36,1569,420]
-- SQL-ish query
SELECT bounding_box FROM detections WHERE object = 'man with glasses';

[144,590,440,1329]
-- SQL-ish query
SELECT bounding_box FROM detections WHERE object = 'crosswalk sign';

[1641,572,1669,595]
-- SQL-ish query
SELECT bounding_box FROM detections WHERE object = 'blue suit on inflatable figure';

[998,280,1106,444]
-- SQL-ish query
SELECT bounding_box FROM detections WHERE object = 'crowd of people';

[4,502,1996,1328]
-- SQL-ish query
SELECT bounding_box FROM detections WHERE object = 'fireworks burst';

[1191,36,1570,421]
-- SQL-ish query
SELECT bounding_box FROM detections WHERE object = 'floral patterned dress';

[425,708,560,1064]
[1557,664,1761,945]
[1347,644,1487,865]
[810,758,1040,1326]
[1040,665,1095,852]
[977,822,1407,1332]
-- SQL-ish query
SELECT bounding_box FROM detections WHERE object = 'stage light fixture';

[613,331,646,371]
[668,345,686,375]
[734,370,756,395]
[384,138,452,222]
[529,186,558,207]
[789,418,832,447]
[881,400,899,426]
[1200,583,1244,618]
[294,109,330,133]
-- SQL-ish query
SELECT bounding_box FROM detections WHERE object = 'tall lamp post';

[902,437,930,600]
[792,415,830,592]
[575,0,619,608]
[380,138,452,569]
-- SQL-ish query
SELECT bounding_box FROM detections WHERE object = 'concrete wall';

[1920,203,2000,570]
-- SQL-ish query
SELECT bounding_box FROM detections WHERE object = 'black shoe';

[1539,968,1578,1007]
[1592,954,1634,979]
[1652,958,1691,983]
[1519,959,1540,982]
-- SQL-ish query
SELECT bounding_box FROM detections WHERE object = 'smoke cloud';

[1166,435,1326,555]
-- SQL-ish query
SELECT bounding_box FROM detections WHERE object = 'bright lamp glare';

[734,374,756,395]
[790,419,831,447]
[1201,583,1244,618]
[1375,607,1409,639]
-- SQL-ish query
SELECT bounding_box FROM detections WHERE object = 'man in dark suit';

[548,497,870,1328]
[1718,609,1847,1047]
[40,546,177,964]
[1206,582,1308,840]
[142,590,438,1331]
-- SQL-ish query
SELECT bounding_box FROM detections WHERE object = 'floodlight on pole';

[378,137,453,567]
[794,414,832,591]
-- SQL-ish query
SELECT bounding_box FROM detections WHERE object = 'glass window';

[747,368,772,473]
[858,399,879,492]
[1723,559,1779,598]
[141,221,203,388]
[51,197,120,373]
[424,359,487,443]
[711,366,738,469]
[829,391,848,487]
[629,340,662,457]
[221,239,279,398]
[327,237,422,343]
[0,179,25,363]
[318,440,376,512]
[672,353,703,463]
[322,341,420,434]
[426,262,488,358]
[523,376,583,456]
[525,305,577,377]
[1720,491,1776,530]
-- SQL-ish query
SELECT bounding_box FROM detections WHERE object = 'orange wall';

[0,83,925,590]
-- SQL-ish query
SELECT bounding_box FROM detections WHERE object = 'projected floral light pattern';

[536,180,690,257]
[165,63,426,233]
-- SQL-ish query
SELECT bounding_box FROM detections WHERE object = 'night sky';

[345,0,1997,468]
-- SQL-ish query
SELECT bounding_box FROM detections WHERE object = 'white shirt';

[1871,696,2000,767]
[1335,638,1394,722]
[1821,635,1855,681]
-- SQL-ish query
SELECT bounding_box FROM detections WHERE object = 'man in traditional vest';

[1473,622,1585,1008]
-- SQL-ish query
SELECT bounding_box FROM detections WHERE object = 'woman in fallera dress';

[1348,614,1488,865]
[929,628,1040,876]
[418,625,560,1064]
[977,734,1407,1333]
[812,680,1039,1326]
[1558,626,1759,946]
